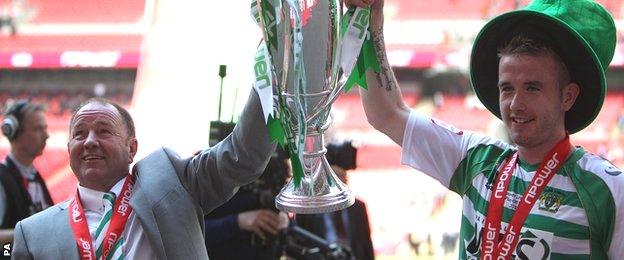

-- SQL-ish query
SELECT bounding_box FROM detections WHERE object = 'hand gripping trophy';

[251,0,378,213]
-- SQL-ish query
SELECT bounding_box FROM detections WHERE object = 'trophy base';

[275,183,354,214]
[275,144,355,214]
[275,120,355,214]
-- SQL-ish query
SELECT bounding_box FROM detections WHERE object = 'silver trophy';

[254,0,367,213]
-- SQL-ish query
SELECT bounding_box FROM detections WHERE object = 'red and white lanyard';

[481,136,571,260]
[69,175,134,260]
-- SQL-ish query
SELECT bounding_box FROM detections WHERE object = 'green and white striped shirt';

[401,112,624,259]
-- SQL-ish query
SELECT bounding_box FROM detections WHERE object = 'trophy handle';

[304,71,347,127]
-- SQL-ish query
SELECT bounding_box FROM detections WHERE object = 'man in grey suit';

[10,88,276,259]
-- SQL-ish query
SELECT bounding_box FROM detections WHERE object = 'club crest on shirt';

[538,191,563,213]
[430,118,464,135]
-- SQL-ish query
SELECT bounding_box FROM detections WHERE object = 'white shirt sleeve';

[401,110,507,187]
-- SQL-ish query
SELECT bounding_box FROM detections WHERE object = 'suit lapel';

[56,201,81,259]
[130,171,167,259]
[130,148,199,259]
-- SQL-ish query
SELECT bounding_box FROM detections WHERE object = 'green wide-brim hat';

[470,0,616,134]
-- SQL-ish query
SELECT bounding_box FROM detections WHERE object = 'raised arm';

[142,88,277,214]
[351,0,410,146]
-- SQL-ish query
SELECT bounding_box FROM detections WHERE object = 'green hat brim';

[470,10,606,134]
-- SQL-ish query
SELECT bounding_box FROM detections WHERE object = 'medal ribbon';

[481,136,571,260]
[69,175,134,260]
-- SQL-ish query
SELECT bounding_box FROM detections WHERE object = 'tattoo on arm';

[371,29,396,92]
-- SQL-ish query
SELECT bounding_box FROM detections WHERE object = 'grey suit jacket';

[11,89,276,260]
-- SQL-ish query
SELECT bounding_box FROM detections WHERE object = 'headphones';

[2,100,29,141]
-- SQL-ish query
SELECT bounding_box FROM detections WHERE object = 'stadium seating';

[0,0,145,24]
[388,0,621,20]
[1,35,142,52]
[431,94,496,133]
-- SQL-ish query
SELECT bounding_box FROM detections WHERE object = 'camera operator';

[297,140,375,260]
[204,151,290,260]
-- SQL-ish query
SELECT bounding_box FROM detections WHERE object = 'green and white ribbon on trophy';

[251,0,379,213]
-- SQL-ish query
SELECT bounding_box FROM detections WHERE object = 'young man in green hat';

[346,0,623,258]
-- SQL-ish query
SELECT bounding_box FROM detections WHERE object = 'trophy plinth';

[275,123,354,214]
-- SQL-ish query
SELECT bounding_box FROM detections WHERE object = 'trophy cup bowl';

[260,0,355,214]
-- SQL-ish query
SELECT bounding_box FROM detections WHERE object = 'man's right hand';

[343,0,384,30]
[237,209,283,240]
[343,0,374,7]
